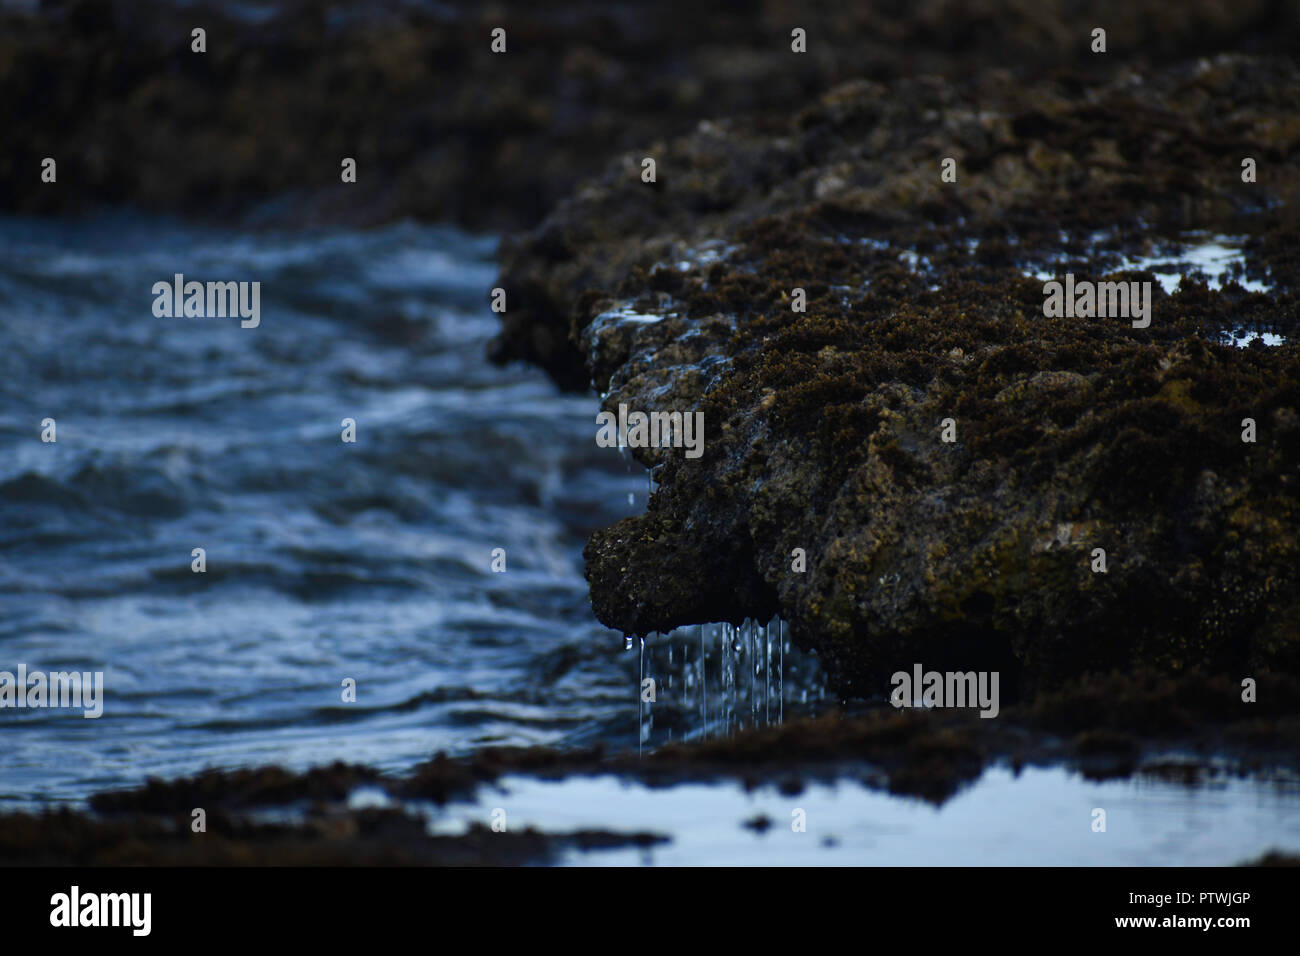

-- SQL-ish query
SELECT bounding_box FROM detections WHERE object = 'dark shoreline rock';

[1,805,667,866]
[495,55,1300,701]
[6,0,1300,232]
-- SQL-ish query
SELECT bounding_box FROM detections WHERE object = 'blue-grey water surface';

[0,215,671,807]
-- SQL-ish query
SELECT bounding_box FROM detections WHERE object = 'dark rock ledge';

[493,56,1300,700]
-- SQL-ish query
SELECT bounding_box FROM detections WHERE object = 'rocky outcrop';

[7,0,1300,231]
[495,57,1300,699]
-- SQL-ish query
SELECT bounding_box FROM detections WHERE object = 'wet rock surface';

[1,805,666,866]
[496,55,1300,701]
[4,669,1297,862]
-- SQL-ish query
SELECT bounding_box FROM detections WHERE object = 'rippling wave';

[0,216,653,805]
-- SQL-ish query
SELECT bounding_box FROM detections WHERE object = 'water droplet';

[624,635,634,651]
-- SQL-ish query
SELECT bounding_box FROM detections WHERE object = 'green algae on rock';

[494,57,1300,699]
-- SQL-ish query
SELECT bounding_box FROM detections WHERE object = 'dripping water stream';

[627,617,827,752]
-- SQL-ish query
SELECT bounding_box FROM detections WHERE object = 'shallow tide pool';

[417,766,1300,866]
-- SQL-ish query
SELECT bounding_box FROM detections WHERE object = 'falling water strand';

[765,620,771,726]
[720,624,728,735]
[779,619,784,723]
[749,620,757,730]
[722,624,734,735]
[740,620,747,730]
[699,624,706,736]
[733,629,743,733]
